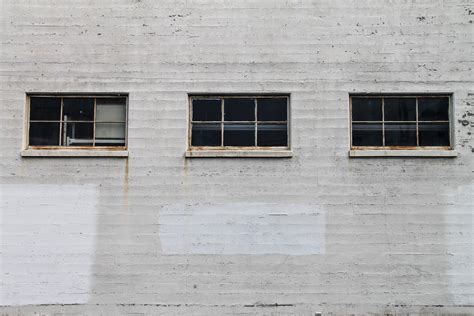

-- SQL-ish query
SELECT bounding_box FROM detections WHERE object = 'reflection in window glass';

[257,124,287,146]
[384,123,417,146]
[96,98,126,122]
[419,123,450,146]
[95,123,126,146]
[352,123,383,146]
[192,124,221,146]
[224,124,255,146]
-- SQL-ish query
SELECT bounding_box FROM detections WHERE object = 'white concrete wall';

[0,0,473,314]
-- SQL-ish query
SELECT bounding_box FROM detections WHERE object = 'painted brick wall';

[0,0,472,314]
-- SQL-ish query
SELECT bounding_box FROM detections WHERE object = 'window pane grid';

[351,96,450,148]
[28,96,126,148]
[382,98,385,146]
[190,96,289,148]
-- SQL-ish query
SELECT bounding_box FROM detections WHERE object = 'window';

[187,95,291,157]
[350,95,452,150]
[24,94,128,156]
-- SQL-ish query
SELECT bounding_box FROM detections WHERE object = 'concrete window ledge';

[349,150,458,158]
[185,150,293,158]
[21,150,129,158]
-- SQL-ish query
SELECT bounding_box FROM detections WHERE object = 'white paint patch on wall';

[445,183,474,305]
[159,203,325,255]
[0,184,98,306]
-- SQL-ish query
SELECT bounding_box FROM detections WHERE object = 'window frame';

[187,94,292,157]
[349,93,455,151]
[22,93,129,157]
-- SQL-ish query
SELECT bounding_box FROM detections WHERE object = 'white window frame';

[21,93,129,157]
[349,93,457,158]
[186,94,293,158]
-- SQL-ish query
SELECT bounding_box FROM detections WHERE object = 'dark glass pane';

[192,99,221,121]
[29,122,60,146]
[257,98,287,121]
[224,124,255,146]
[29,97,61,121]
[95,123,126,146]
[63,122,93,146]
[418,97,449,121]
[257,124,287,146]
[385,123,417,146]
[352,123,383,146]
[352,98,382,121]
[63,98,94,121]
[419,123,450,146]
[191,124,221,146]
[224,98,255,121]
[384,98,416,121]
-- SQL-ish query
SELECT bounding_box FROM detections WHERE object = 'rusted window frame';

[24,93,128,151]
[188,94,291,151]
[349,93,454,151]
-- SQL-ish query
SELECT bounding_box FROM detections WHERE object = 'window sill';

[349,149,458,158]
[185,150,293,158]
[21,149,129,158]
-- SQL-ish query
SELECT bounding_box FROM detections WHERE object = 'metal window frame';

[188,94,291,151]
[25,93,129,151]
[349,93,453,151]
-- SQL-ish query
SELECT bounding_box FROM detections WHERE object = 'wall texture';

[0,0,473,315]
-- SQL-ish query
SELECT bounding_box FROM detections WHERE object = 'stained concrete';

[0,0,473,314]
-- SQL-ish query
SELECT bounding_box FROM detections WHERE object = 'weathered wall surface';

[0,0,473,314]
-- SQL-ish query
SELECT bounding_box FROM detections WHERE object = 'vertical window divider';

[381,97,385,147]
[220,98,224,147]
[254,98,258,146]
[415,97,419,146]
[93,98,96,146]
[59,97,64,146]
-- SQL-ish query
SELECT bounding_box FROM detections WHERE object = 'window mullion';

[221,98,224,147]
[416,97,419,146]
[59,97,64,146]
[254,98,258,147]
[93,98,96,146]
[382,98,385,147]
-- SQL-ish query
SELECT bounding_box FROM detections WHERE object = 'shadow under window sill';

[21,149,129,158]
